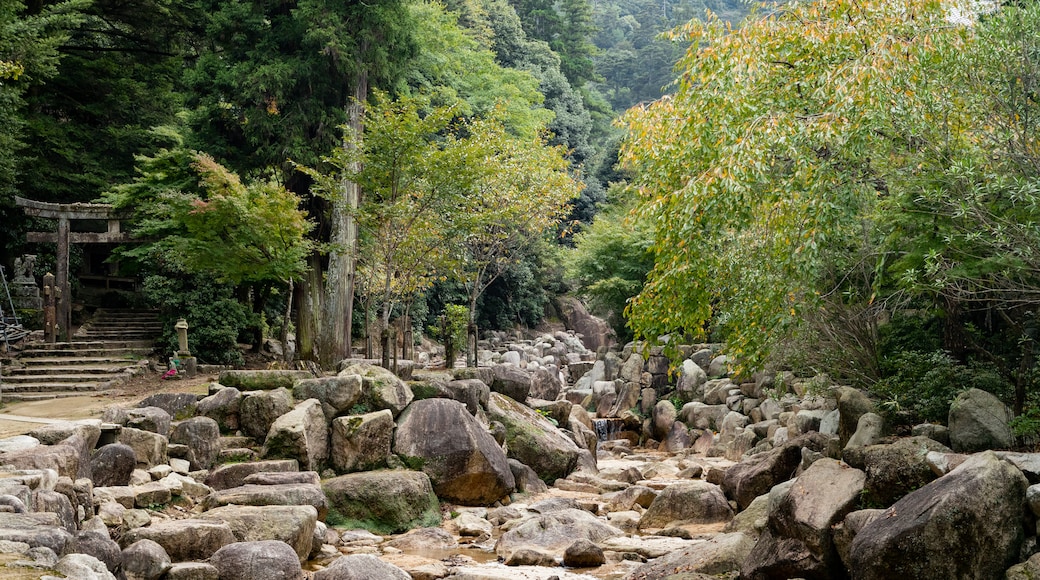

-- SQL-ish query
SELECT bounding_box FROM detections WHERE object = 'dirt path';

[0,369,218,438]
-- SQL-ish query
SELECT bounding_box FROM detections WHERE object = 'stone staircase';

[0,309,161,402]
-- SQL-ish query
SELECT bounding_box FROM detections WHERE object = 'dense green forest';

[7,0,1040,435]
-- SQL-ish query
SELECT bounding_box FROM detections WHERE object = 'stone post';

[173,318,197,378]
[43,273,57,344]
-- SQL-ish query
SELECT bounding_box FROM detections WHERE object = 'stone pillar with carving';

[10,254,41,310]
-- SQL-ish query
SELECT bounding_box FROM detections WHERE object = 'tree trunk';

[297,254,322,362]
[317,69,367,368]
[281,278,294,363]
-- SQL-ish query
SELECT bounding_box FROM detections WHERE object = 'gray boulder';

[170,417,220,471]
[490,364,533,402]
[486,392,581,483]
[495,508,624,560]
[676,359,708,401]
[73,529,121,576]
[836,387,875,446]
[639,480,733,529]
[217,370,313,391]
[120,519,235,561]
[393,398,515,505]
[845,412,884,449]
[292,375,362,422]
[721,432,833,510]
[679,402,729,431]
[209,540,303,580]
[136,393,199,419]
[0,512,74,555]
[622,532,754,579]
[263,398,329,471]
[322,470,440,534]
[329,410,393,474]
[339,363,413,418]
[313,553,410,580]
[124,407,171,437]
[196,387,242,433]
[116,427,168,469]
[652,400,677,441]
[164,562,219,580]
[202,484,327,520]
[843,436,951,506]
[443,379,490,416]
[50,553,116,580]
[948,388,1012,452]
[199,505,317,562]
[121,539,171,580]
[204,459,299,491]
[90,444,136,487]
[740,458,865,579]
[239,388,294,442]
[849,451,1027,579]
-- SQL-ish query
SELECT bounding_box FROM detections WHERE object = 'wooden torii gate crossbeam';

[15,196,131,339]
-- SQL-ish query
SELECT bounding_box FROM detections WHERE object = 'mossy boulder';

[323,470,441,535]
[218,370,314,391]
[486,392,581,483]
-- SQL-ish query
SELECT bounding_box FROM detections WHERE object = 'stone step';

[0,372,131,385]
[15,347,153,359]
[17,356,139,367]
[5,364,136,376]
[0,381,109,393]
[82,322,163,330]
[1,391,106,402]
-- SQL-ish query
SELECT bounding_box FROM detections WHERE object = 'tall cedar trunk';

[297,253,323,361]
[317,69,367,368]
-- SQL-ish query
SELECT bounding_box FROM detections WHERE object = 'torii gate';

[15,196,130,340]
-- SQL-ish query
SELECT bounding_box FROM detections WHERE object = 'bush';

[143,274,253,365]
[871,350,1009,424]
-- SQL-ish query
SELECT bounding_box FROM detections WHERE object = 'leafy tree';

[0,0,86,262]
[566,190,654,341]
[619,0,959,370]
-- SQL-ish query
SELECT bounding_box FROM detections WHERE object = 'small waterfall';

[593,418,627,442]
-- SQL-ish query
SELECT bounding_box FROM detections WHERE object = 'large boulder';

[292,376,363,422]
[199,505,317,562]
[652,400,677,441]
[489,365,533,402]
[263,399,329,471]
[239,388,294,442]
[125,407,172,437]
[137,393,200,419]
[556,296,614,352]
[121,519,235,561]
[29,422,102,480]
[740,458,866,580]
[204,460,299,491]
[721,432,833,510]
[0,512,73,555]
[393,399,515,505]
[622,532,754,579]
[116,427,168,469]
[339,363,413,418]
[196,387,242,433]
[948,388,1013,452]
[495,508,624,560]
[849,451,1027,579]
[202,484,327,520]
[530,366,563,401]
[835,387,876,447]
[170,417,220,471]
[51,553,117,580]
[313,554,410,580]
[89,444,136,487]
[678,402,729,431]
[486,392,581,483]
[638,481,733,530]
[443,379,490,416]
[330,410,393,474]
[676,359,708,401]
[122,538,171,580]
[217,370,313,391]
[842,436,951,506]
[322,470,440,534]
[209,540,303,580]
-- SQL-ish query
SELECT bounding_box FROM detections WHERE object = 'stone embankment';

[0,325,1035,579]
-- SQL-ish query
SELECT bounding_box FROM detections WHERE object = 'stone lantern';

[173,318,197,378]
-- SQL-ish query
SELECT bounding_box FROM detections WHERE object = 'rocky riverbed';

[0,325,1039,579]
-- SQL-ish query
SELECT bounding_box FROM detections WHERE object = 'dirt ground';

[0,369,217,438]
